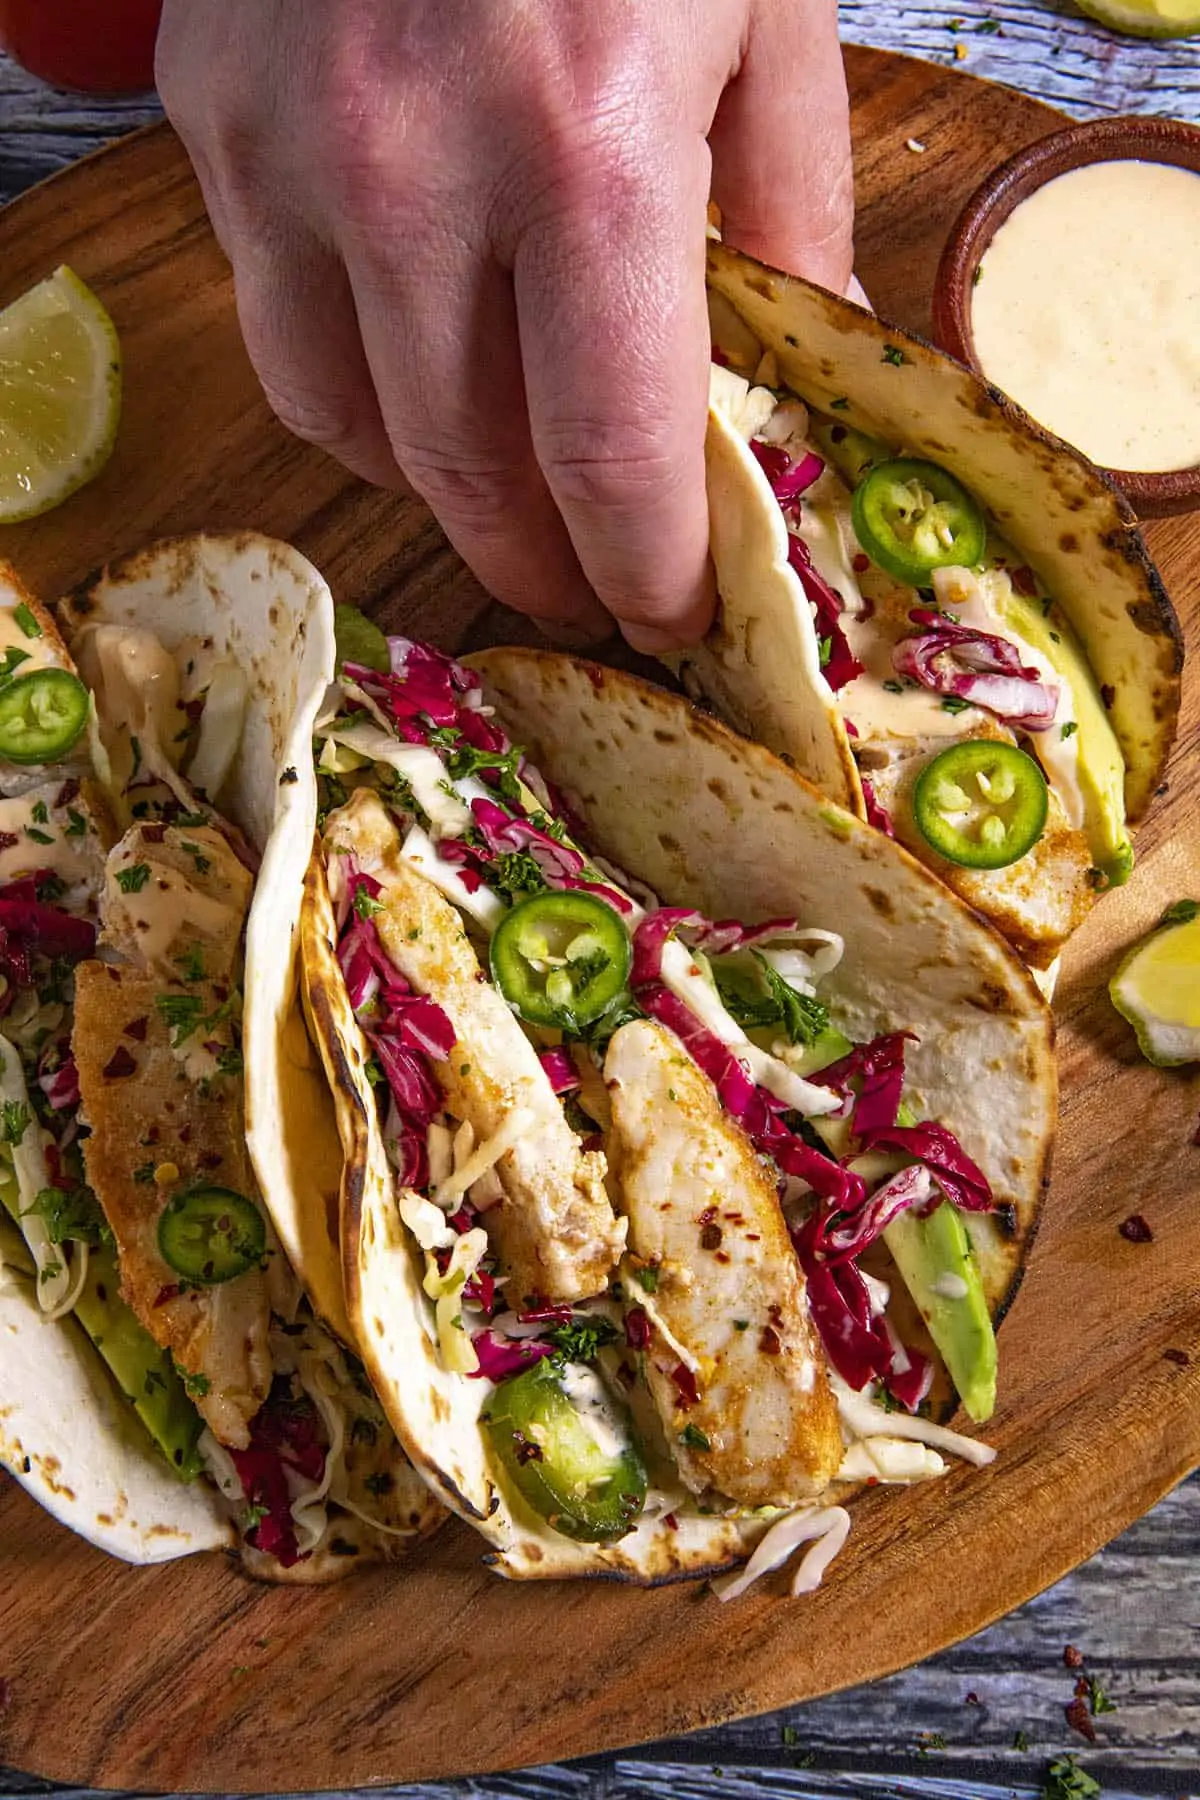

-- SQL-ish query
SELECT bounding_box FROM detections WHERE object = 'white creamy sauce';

[971,159,1200,473]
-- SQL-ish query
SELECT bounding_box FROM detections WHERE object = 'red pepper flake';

[103,1045,138,1079]
[1073,1675,1090,1699]
[55,779,80,808]
[1064,1698,1096,1742]
[1063,1644,1085,1669]
[662,1511,679,1531]
[1164,1347,1191,1367]
[700,1222,723,1250]
[698,1204,717,1225]
[122,1016,149,1042]
[154,1284,181,1307]
[759,1325,783,1355]
[198,1151,224,1169]
[1119,1213,1153,1243]
[142,823,166,844]
[1100,683,1115,711]
[852,553,871,573]
[625,1306,651,1350]
[0,832,18,852]
[671,1362,700,1406]
[1011,565,1038,597]
[964,1692,980,1706]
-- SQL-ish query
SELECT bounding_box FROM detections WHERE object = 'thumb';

[708,0,855,294]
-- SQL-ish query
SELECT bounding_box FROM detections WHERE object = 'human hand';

[157,0,853,651]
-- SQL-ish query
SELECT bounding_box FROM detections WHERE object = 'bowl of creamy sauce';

[933,116,1200,516]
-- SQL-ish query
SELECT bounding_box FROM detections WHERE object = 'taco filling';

[302,623,1041,1590]
[0,548,438,1574]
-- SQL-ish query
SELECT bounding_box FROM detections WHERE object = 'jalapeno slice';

[158,1186,266,1285]
[0,669,89,765]
[482,1359,647,1543]
[490,890,631,1030]
[913,741,1048,870]
[851,458,987,585]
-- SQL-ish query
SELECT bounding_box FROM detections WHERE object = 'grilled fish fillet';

[604,1018,841,1507]
[324,790,624,1303]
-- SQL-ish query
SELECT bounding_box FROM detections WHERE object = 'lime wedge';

[0,266,121,523]
[1074,0,1200,36]
[1110,901,1200,1066]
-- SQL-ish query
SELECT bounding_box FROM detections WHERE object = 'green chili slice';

[482,1359,647,1543]
[913,741,1048,870]
[851,458,987,585]
[158,1186,266,1285]
[490,890,631,1030]
[0,669,89,764]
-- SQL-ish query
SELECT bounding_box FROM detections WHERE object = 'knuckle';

[257,373,359,456]
[394,448,527,527]
[537,419,683,514]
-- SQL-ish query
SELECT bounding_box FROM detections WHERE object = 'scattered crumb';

[1065,1697,1097,1742]
[906,137,927,154]
[955,42,969,60]
[1119,1213,1153,1243]
[965,1690,981,1705]
[1064,1645,1085,1669]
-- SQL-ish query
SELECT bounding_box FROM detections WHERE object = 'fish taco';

[686,243,1182,973]
[297,619,1054,1591]
[0,536,440,1576]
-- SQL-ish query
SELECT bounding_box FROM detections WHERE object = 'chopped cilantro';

[64,808,88,837]
[1161,899,1200,927]
[117,862,152,894]
[180,841,212,876]
[1,1100,29,1145]
[154,992,205,1045]
[353,887,384,920]
[175,809,210,828]
[1086,1675,1116,1715]
[882,344,907,367]
[445,740,523,800]
[780,1725,799,1747]
[714,953,829,1047]
[23,828,53,845]
[883,679,904,694]
[941,695,971,714]
[12,603,41,638]
[23,1184,110,1247]
[182,1368,211,1398]
[174,945,207,983]
[976,14,1001,30]
[30,799,48,825]
[679,1423,711,1451]
[549,1316,619,1363]
[634,1265,659,1294]
[1061,721,1078,739]
[818,635,833,668]
[492,850,547,900]
[0,646,31,684]
[1041,1755,1100,1799]
[364,1058,385,1087]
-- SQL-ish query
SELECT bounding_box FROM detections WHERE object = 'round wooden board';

[1,45,1197,1793]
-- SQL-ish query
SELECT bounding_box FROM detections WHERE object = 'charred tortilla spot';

[865,886,895,921]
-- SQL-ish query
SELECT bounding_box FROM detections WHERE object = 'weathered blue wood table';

[0,4,1197,1796]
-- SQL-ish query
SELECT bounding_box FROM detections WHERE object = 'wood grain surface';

[0,29,1198,1800]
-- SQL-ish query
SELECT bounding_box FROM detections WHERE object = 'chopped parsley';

[549,1316,619,1363]
[818,635,833,668]
[174,945,206,983]
[941,695,971,714]
[353,887,384,920]
[492,850,547,900]
[1,1100,29,1145]
[883,678,904,694]
[216,1046,244,1078]
[882,344,907,367]
[65,808,88,837]
[1161,899,1199,927]
[1041,1755,1100,1799]
[30,799,48,825]
[23,828,53,845]
[445,739,523,800]
[1061,721,1078,739]
[0,647,31,684]
[1086,1675,1116,1716]
[679,1423,711,1452]
[715,953,829,1047]
[116,862,152,894]
[734,1319,750,1332]
[175,809,210,829]
[634,1265,660,1294]
[180,841,212,876]
[976,14,1001,31]
[154,992,205,1045]
[12,603,41,638]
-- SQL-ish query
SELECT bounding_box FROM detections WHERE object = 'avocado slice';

[0,1173,205,1479]
[998,581,1132,886]
[789,1025,853,1077]
[883,1202,997,1423]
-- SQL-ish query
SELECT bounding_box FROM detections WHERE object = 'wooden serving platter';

[0,45,1197,1793]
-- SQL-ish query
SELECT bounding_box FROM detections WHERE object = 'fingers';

[231,225,404,490]
[709,0,855,294]
[342,227,611,636]
[513,135,716,653]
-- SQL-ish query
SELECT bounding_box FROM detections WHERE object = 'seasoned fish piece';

[72,960,272,1448]
[324,790,623,1303]
[604,1018,841,1507]
[102,823,252,982]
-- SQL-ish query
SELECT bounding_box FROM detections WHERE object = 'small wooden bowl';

[933,115,1200,518]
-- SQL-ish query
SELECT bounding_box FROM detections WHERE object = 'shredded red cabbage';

[810,1031,915,1135]
[893,609,1059,731]
[750,439,825,503]
[538,1047,579,1095]
[467,1331,556,1382]
[517,1301,574,1325]
[470,797,585,879]
[786,534,864,693]
[630,908,804,985]
[554,875,635,914]
[37,1039,80,1112]
[0,887,96,964]
[625,1306,651,1349]
[806,1162,937,1264]
[793,1212,931,1407]
[860,778,895,838]
[229,1385,327,1568]
[858,1121,993,1213]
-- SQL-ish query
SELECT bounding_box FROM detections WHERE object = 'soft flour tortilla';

[0,535,342,1567]
[302,649,1055,1582]
[689,248,1182,972]
[700,242,1180,825]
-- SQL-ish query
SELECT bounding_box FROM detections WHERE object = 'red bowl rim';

[932,114,1200,517]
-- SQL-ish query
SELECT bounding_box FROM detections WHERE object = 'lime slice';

[1074,0,1200,36]
[0,266,121,523]
[1110,901,1200,1066]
